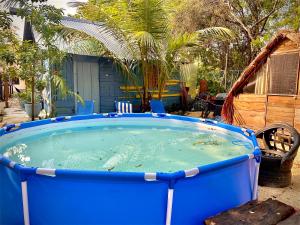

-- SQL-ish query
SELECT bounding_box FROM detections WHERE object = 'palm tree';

[61,0,234,110]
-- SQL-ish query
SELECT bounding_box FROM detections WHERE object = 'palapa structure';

[222,31,300,131]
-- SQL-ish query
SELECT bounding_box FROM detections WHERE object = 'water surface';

[0,118,253,172]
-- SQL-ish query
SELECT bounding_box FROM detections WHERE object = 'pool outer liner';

[0,113,261,225]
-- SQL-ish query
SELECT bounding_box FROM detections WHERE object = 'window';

[268,52,299,95]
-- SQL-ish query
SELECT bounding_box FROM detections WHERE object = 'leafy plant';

[1,0,83,118]
[0,10,19,107]
[17,89,40,104]
[197,63,226,96]
[61,0,233,111]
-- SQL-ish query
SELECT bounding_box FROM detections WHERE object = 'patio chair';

[76,100,95,115]
[150,100,166,113]
[255,123,300,187]
[115,101,133,113]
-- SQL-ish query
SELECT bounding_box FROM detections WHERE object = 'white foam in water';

[0,118,254,172]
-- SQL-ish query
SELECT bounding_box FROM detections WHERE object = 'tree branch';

[251,0,280,29]
[226,1,254,40]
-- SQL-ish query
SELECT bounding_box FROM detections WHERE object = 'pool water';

[0,118,253,172]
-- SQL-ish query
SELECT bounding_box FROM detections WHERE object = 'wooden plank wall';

[266,96,295,126]
[294,98,300,131]
[233,94,300,132]
[233,94,266,130]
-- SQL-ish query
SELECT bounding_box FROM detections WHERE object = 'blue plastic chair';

[115,101,133,113]
[76,100,95,115]
[149,100,166,113]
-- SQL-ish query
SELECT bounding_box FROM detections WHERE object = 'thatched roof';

[222,31,300,124]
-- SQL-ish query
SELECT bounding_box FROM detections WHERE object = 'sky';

[2,0,87,38]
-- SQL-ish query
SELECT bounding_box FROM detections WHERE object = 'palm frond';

[68,39,107,56]
[134,31,157,49]
[112,57,143,98]
[179,63,197,82]
[50,72,83,104]
[66,1,87,8]
[57,26,90,42]
[0,11,13,29]
[166,33,198,63]
[0,0,20,8]
[51,72,68,98]
[197,27,235,41]
[129,0,168,40]
[69,90,84,104]
[59,17,132,59]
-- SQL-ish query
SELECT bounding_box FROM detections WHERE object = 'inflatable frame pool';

[0,113,261,225]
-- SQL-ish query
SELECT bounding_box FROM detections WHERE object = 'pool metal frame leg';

[21,181,30,225]
[166,188,174,225]
[252,162,260,200]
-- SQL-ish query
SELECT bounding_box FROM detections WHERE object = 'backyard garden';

[0,0,300,225]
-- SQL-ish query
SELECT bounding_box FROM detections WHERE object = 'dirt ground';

[0,98,29,127]
[258,161,300,209]
[1,101,300,208]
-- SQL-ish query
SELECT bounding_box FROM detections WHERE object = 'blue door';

[74,57,100,113]
[99,58,122,113]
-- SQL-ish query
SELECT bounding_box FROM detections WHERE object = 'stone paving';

[0,98,29,127]
[0,99,299,209]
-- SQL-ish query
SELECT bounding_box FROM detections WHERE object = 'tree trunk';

[50,84,56,118]
[31,76,35,121]
[4,80,9,108]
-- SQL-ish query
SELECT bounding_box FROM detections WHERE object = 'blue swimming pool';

[0,113,260,225]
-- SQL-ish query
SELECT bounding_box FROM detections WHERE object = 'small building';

[55,54,182,115]
[22,17,182,115]
[222,31,300,131]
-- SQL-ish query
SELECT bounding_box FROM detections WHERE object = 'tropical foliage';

[1,0,83,118]
[62,0,234,110]
[0,11,19,107]
[1,0,300,113]
[173,0,300,77]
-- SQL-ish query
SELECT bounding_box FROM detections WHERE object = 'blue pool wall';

[0,114,261,225]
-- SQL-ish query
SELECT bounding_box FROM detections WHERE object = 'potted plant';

[16,90,31,109]
[16,42,46,120]
[24,101,42,118]
[22,89,42,118]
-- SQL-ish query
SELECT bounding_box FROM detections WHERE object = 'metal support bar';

[21,181,30,225]
[165,189,174,225]
[252,162,260,200]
